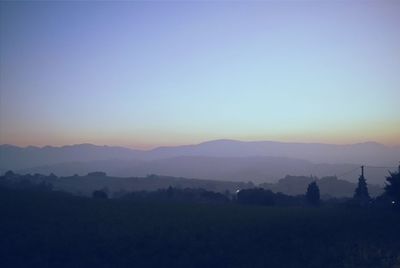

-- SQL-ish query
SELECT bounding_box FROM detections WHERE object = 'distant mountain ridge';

[0,143,143,170]
[145,139,399,166]
[1,139,399,168]
[1,140,399,184]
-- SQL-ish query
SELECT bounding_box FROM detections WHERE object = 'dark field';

[1,187,399,268]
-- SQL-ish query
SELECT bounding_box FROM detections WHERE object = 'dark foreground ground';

[1,187,400,268]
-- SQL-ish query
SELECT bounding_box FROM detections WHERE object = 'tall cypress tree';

[353,166,370,206]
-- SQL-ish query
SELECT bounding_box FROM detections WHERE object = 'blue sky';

[0,1,399,148]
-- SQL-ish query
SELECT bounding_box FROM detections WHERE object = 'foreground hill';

[1,187,399,268]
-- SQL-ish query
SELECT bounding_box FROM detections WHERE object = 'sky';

[0,1,399,149]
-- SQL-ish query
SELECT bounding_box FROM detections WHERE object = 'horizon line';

[1,138,398,151]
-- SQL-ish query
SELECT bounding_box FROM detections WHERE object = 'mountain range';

[1,140,399,184]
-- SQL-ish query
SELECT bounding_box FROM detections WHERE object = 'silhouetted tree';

[385,170,400,207]
[167,186,174,198]
[87,171,107,177]
[237,188,275,206]
[92,190,108,199]
[353,167,370,206]
[306,181,320,206]
[4,170,15,178]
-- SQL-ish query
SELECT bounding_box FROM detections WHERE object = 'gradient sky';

[0,1,399,148]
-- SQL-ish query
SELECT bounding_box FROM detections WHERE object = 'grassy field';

[1,187,400,268]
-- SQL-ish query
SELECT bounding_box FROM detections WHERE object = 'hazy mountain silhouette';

[13,156,394,185]
[1,140,398,184]
[145,139,399,166]
[0,143,142,170]
[1,139,399,167]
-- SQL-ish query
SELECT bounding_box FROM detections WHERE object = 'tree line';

[1,169,399,209]
[238,169,399,209]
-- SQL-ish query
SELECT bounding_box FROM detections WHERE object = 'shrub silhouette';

[237,188,275,206]
[87,171,107,177]
[384,170,400,208]
[92,190,108,199]
[306,181,320,206]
